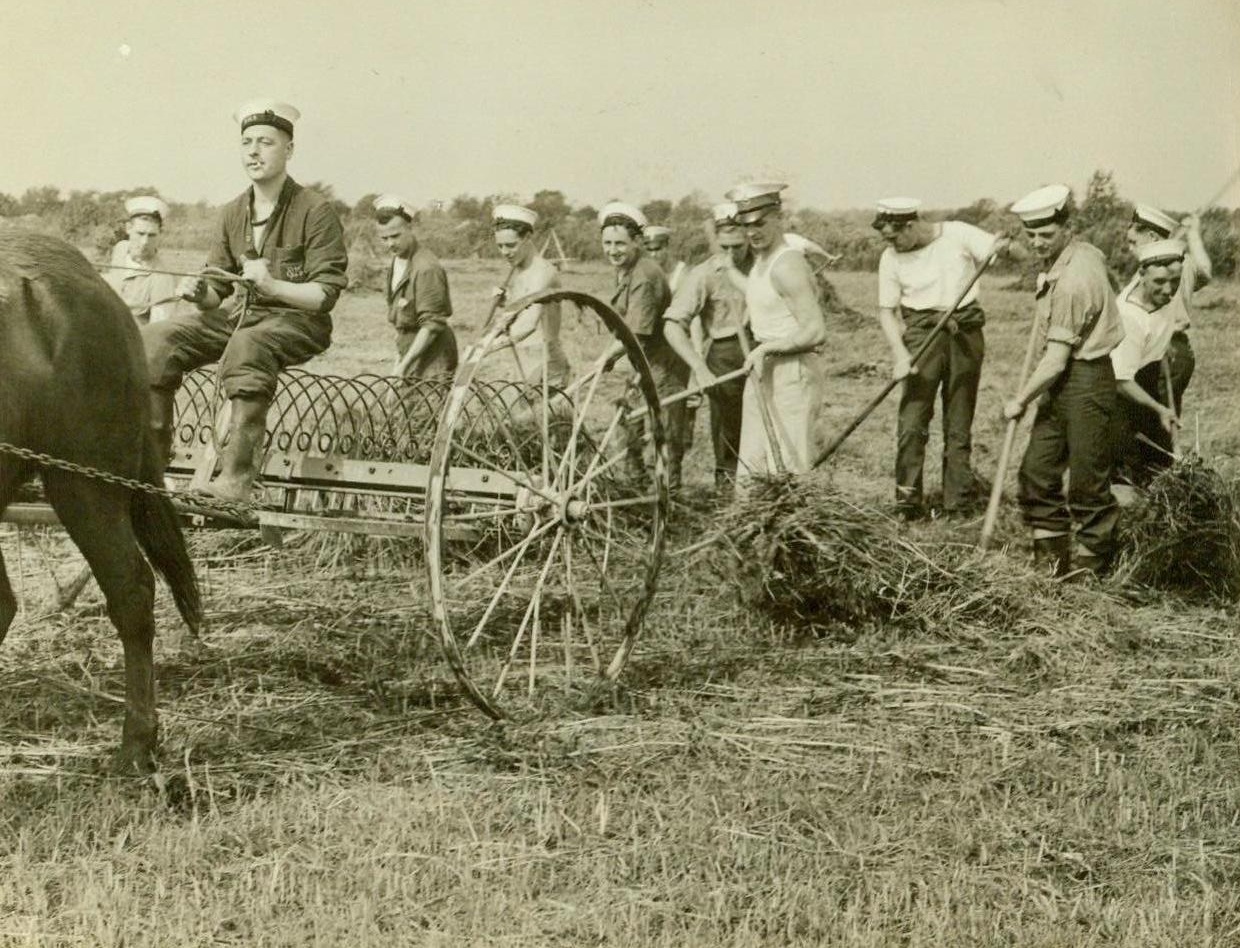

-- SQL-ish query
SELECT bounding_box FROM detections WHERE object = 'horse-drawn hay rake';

[4,290,671,720]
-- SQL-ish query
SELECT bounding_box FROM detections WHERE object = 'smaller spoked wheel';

[424,290,668,718]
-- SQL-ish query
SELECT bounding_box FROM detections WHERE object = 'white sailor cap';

[233,99,300,137]
[874,197,922,221]
[373,193,417,219]
[598,201,647,231]
[492,204,538,230]
[1136,238,1186,267]
[1010,184,1072,227]
[643,225,672,244]
[725,182,788,223]
[1132,203,1178,238]
[124,195,169,224]
[711,202,740,226]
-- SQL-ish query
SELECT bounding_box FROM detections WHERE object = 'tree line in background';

[1,171,1236,284]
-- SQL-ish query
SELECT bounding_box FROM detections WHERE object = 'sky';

[3,0,1238,212]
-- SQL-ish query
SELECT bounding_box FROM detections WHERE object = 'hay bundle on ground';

[1112,456,1240,602]
[713,475,1123,653]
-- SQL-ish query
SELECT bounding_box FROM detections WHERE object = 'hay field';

[2,258,1240,946]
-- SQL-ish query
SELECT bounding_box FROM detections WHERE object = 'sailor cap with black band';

[125,195,170,224]
[492,204,538,231]
[373,193,417,220]
[873,196,922,225]
[1136,238,1186,268]
[724,182,788,224]
[1010,184,1072,228]
[1131,203,1178,238]
[233,99,300,137]
[598,201,647,232]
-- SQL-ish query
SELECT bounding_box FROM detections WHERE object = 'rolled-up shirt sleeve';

[664,265,706,329]
[1109,325,1142,381]
[304,204,349,313]
[411,264,452,328]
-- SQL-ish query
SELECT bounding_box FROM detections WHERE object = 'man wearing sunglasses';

[1004,184,1124,578]
[873,197,1001,520]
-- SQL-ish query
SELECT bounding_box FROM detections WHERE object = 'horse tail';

[131,436,202,635]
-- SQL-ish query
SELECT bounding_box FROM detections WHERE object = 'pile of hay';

[712,475,1122,650]
[1112,456,1240,602]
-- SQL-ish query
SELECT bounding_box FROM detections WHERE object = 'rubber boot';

[1032,534,1071,578]
[1068,545,1108,581]
[149,387,177,470]
[206,397,269,503]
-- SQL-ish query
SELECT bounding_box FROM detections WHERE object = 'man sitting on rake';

[873,197,1001,521]
[144,99,348,502]
[490,203,570,388]
[1110,240,1187,486]
[375,194,458,381]
[1124,204,1213,414]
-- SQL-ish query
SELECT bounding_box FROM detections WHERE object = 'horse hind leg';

[43,471,159,774]
[0,463,28,644]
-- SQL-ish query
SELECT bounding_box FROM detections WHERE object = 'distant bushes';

[3,172,1236,279]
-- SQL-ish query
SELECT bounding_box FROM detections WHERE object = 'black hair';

[493,219,533,238]
[375,207,414,225]
[600,215,643,239]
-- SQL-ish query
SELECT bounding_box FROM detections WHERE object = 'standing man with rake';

[1124,204,1213,413]
[491,203,570,387]
[873,197,1001,520]
[1004,185,1124,577]
[726,182,827,485]
[103,196,179,327]
[143,100,348,500]
[662,202,752,491]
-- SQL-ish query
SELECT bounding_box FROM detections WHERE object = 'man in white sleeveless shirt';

[725,182,827,485]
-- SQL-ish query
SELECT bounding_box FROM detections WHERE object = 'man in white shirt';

[1125,203,1212,413]
[1111,239,1185,485]
[103,196,178,326]
[874,197,1000,519]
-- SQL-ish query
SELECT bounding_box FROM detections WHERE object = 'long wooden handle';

[979,317,1041,550]
[736,331,787,475]
[1160,356,1180,454]
[813,249,999,469]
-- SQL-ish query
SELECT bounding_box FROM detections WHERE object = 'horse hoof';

[111,745,158,777]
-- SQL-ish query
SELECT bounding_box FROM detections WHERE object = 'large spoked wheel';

[424,289,668,718]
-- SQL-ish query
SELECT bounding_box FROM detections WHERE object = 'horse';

[0,231,201,774]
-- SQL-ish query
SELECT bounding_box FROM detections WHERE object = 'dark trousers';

[1115,361,1174,487]
[143,305,332,401]
[895,310,984,512]
[1018,357,1119,558]
[1165,330,1194,413]
[624,338,690,478]
[705,336,746,484]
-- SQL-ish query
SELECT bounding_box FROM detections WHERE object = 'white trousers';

[736,353,824,489]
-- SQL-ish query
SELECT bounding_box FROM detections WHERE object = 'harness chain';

[0,441,255,522]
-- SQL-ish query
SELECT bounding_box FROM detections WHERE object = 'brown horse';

[0,232,201,773]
